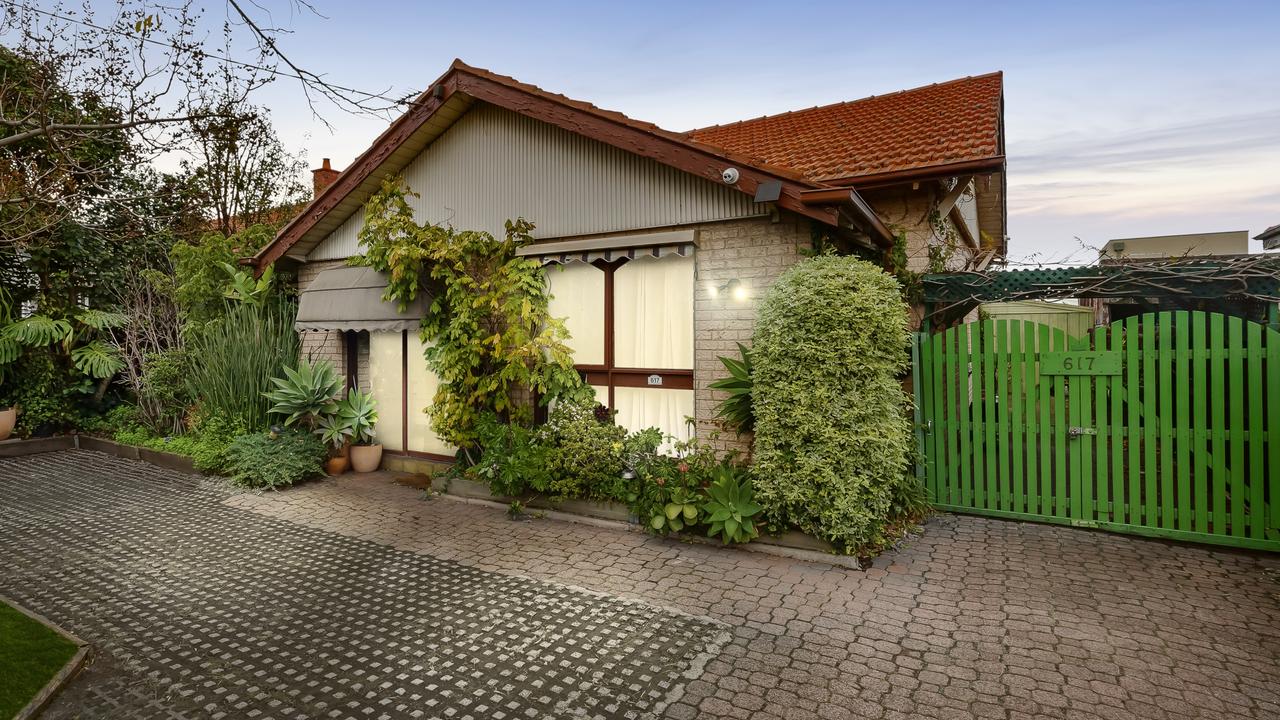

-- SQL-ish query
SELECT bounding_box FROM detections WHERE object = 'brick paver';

[3,450,1279,719]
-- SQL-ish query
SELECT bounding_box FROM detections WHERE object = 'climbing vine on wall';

[353,176,590,453]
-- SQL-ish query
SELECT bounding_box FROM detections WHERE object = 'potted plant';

[0,404,15,442]
[338,388,381,472]
[1,292,20,440]
[315,413,353,475]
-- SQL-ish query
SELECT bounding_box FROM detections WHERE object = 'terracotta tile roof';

[686,72,1004,183]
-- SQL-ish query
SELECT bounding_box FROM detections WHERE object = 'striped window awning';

[515,229,697,265]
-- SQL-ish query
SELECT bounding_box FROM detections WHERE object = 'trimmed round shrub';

[751,255,915,553]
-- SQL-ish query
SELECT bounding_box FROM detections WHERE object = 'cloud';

[1013,110,1280,175]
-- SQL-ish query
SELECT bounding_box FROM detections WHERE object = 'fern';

[71,341,125,378]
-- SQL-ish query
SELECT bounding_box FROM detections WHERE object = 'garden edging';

[1,594,90,720]
[406,474,861,569]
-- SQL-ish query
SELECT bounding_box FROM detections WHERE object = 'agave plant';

[314,411,354,451]
[335,388,378,445]
[265,359,342,428]
[703,463,762,544]
[709,342,753,434]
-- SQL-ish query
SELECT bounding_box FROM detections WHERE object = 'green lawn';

[0,602,78,720]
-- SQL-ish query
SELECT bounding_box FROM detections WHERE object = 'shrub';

[751,255,917,554]
[626,434,718,534]
[186,413,247,474]
[186,298,299,430]
[468,412,551,498]
[222,429,326,490]
[538,398,627,501]
[102,407,244,474]
[139,348,194,434]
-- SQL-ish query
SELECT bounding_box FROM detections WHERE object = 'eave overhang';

[252,61,874,271]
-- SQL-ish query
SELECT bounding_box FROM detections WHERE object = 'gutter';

[827,156,1006,190]
[799,188,894,248]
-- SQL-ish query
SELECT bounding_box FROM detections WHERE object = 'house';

[1083,230,1250,323]
[1099,230,1249,260]
[1256,224,1280,251]
[250,60,1007,466]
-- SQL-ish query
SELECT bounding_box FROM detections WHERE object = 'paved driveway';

[2,450,1278,719]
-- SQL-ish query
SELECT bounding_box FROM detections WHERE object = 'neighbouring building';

[1083,230,1250,324]
[1098,230,1249,260]
[1256,224,1280,251]
[251,60,1007,465]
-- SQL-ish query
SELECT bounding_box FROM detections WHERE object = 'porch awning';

[515,229,697,264]
[295,266,427,332]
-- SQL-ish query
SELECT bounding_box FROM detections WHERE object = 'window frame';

[574,258,694,411]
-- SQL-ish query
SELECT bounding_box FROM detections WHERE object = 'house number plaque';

[1041,351,1122,376]
[647,374,663,386]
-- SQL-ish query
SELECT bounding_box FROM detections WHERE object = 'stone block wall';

[693,214,812,455]
[295,259,347,375]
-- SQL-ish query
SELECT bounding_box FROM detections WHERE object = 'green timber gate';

[912,310,1280,550]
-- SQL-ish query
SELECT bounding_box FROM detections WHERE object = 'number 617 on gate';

[1040,351,1122,376]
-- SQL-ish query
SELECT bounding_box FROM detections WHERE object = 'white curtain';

[614,254,694,369]
[368,331,404,451]
[614,387,694,446]
[406,334,453,456]
[546,262,605,365]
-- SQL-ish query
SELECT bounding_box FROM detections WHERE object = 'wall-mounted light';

[708,278,749,302]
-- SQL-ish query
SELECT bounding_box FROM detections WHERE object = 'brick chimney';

[312,158,340,198]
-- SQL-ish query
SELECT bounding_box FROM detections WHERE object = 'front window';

[546,253,695,441]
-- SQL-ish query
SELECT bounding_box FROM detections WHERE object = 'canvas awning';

[515,229,697,264]
[295,266,427,332]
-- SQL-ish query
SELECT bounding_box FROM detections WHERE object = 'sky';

[233,0,1277,263]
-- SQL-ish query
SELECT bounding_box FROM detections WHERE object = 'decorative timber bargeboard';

[923,254,1280,320]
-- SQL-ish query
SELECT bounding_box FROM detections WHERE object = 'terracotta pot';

[325,455,349,476]
[349,444,383,473]
[0,407,15,442]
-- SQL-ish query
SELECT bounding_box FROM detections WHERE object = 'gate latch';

[1068,426,1097,438]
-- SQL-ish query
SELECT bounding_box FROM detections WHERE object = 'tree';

[179,103,308,236]
[0,0,411,246]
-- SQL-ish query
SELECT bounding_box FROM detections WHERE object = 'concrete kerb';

[1,594,91,720]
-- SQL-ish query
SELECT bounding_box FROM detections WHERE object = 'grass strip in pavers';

[0,601,78,720]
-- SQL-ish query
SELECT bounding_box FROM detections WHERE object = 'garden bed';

[77,435,196,474]
[0,597,89,720]
[412,474,842,557]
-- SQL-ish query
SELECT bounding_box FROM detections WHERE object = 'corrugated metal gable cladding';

[308,104,768,260]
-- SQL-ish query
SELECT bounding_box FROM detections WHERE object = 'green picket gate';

[911,310,1280,550]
